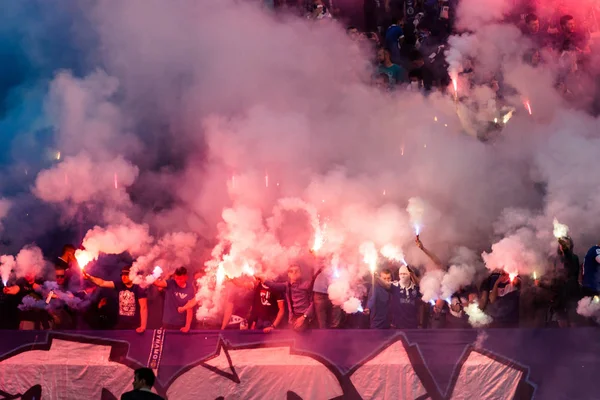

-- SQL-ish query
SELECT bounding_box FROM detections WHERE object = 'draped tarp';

[0,329,597,399]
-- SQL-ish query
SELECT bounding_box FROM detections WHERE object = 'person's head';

[365,32,380,45]
[525,14,539,34]
[558,236,574,254]
[287,264,302,284]
[132,368,155,390]
[61,244,76,262]
[528,49,541,66]
[174,266,188,287]
[410,50,425,68]
[408,70,422,87]
[398,265,414,287]
[121,266,133,286]
[346,26,359,40]
[376,48,390,63]
[373,73,390,89]
[24,272,36,285]
[560,15,575,33]
[380,269,392,283]
[55,266,67,285]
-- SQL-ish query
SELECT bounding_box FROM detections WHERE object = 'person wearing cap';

[83,266,148,332]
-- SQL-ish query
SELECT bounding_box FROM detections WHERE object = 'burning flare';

[553,218,569,239]
[360,242,378,274]
[242,262,255,276]
[74,249,96,270]
[380,244,407,265]
[524,100,532,115]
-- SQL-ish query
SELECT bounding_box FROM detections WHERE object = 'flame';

[382,189,386,196]
[594,296,599,303]
[434,116,438,122]
[333,266,340,279]
[114,173,118,189]
[311,222,326,253]
[357,304,364,312]
[380,244,407,265]
[429,299,436,306]
[56,151,61,161]
[360,242,378,274]
[524,100,532,115]
[533,271,537,280]
[452,78,458,95]
[414,224,421,236]
[553,218,569,239]
[75,249,95,270]
[265,172,269,188]
[502,110,513,124]
[216,264,226,286]
[242,262,255,276]
[509,272,517,282]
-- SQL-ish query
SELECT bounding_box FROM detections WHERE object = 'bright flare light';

[312,228,324,253]
[75,249,95,270]
[380,244,407,265]
[265,173,269,188]
[357,304,364,312]
[508,272,517,282]
[56,151,61,161]
[452,77,458,97]
[525,100,532,115]
[360,242,378,274]
[114,173,118,189]
[242,262,255,276]
[502,110,513,124]
[553,218,569,239]
[414,224,421,236]
[216,264,226,286]
[152,266,163,278]
[533,271,537,280]
[594,296,600,303]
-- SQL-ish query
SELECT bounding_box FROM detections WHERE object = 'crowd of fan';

[0,233,598,332]
[271,0,600,113]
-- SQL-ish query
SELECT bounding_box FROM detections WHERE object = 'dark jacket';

[121,389,164,400]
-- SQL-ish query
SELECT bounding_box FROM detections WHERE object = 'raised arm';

[415,237,443,268]
[83,271,115,289]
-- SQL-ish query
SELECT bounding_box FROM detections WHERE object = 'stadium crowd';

[0,0,599,333]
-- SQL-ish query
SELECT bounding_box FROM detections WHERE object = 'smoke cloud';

[0,0,598,320]
[15,245,46,278]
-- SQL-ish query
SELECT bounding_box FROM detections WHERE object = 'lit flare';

[75,249,95,270]
[553,218,569,239]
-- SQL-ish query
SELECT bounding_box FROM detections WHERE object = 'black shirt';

[112,280,147,329]
[249,283,282,325]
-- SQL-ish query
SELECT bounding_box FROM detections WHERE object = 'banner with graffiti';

[0,328,597,399]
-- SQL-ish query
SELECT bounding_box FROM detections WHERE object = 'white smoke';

[129,232,198,285]
[76,221,153,268]
[577,296,600,322]
[342,297,363,314]
[0,255,16,285]
[3,0,598,325]
[15,245,46,278]
[464,302,493,328]
[419,269,445,302]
